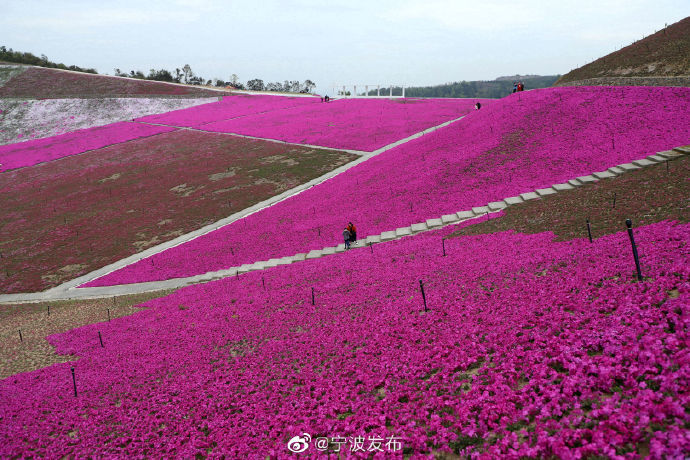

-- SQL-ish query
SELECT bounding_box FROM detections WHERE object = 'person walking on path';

[343,227,351,249]
[347,222,357,246]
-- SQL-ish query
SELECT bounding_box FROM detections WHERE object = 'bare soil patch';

[0,290,171,379]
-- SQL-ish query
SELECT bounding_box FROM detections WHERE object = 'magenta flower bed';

[85,86,690,287]
[135,94,320,127]
[0,122,176,172]
[2,221,688,457]
[201,98,483,151]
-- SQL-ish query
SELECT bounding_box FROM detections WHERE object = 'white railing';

[332,84,406,98]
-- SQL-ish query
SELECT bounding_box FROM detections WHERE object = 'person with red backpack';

[347,222,357,246]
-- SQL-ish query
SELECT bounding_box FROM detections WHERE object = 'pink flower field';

[200,98,484,151]
[85,86,690,287]
[0,122,177,172]
[2,220,688,457]
[134,94,320,127]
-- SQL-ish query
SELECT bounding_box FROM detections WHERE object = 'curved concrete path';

[2,146,686,304]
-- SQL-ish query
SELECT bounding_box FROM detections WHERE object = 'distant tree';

[230,74,239,86]
[147,68,175,82]
[266,81,282,91]
[174,68,183,83]
[246,79,265,91]
[214,79,227,87]
[182,64,194,84]
[0,45,98,74]
[129,70,145,79]
[302,79,316,93]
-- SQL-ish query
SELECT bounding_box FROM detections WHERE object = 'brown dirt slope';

[556,16,690,86]
[0,66,230,98]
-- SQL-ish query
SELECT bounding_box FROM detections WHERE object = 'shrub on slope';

[86,85,690,286]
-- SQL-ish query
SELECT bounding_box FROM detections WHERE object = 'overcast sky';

[1,0,687,95]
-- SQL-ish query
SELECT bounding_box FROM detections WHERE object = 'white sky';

[1,0,687,95]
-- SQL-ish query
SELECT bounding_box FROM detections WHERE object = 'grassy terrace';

[0,130,357,293]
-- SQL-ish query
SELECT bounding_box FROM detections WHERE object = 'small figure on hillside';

[517,81,524,92]
[321,96,324,102]
[325,95,330,103]
[347,222,357,246]
[512,82,518,93]
[474,102,482,110]
[343,227,351,249]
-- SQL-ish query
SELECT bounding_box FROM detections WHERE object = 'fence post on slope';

[18,329,22,342]
[586,219,593,243]
[71,367,78,397]
[311,287,315,306]
[625,219,643,281]
[419,280,428,312]
[98,331,104,348]
[612,192,616,209]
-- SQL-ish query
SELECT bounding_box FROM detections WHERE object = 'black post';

[626,219,643,281]
[666,160,669,173]
[48,305,50,316]
[370,243,373,254]
[107,308,110,322]
[19,329,23,342]
[98,331,104,348]
[236,270,239,280]
[311,287,315,306]
[71,367,77,397]
[442,238,446,256]
[419,280,428,312]
[586,219,593,243]
[612,192,616,209]
[262,276,266,290]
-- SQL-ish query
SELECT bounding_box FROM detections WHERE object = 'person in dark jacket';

[343,227,351,249]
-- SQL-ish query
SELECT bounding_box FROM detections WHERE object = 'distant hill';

[556,16,690,86]
[0,65,230,99]
[367,75,560,99]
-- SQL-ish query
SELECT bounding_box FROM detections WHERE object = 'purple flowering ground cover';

[200,98,484,151]
[1,220,688,457]
[134,94,320,128]
[85,85,690,287]
[0,122,177,172]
